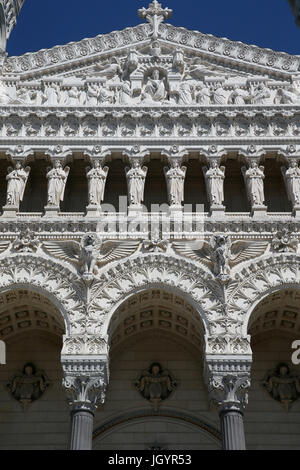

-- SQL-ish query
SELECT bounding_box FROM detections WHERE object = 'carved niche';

[135,362,177,411]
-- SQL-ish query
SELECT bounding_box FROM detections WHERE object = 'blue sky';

[6,0,300,57]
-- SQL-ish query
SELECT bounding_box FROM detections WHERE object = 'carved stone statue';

[67,87,81,106]
[173,236,268,277]
[7,363,49,410]
[46,161,70,207]
[164,160,187,206]
[125,160,148,206]
[6,162,30,207]
[263,363,300,410]
[135,362,177,411]
[281,160,300,207]
[242,161,265,207]
[228,86,251,105]
[0,80,13,104]
[250,83,271,105]
[93,58,122,80]
[85,83,99,106]
[86,160,109,206]
[41,83,60,106]
[195,84,211,105]
[98,82,114,104]
[203,160,225,206]
[177,81,193,105]
[117,80,133,105]
[271,228,298,253]
[13,228,40,253]
[142,69,167,103]
[43,236,140,275]
[79,233,102,276]
[275,87,300,105]
[211,85,226,105]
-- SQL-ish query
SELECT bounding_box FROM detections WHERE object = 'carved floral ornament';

[0,254,85,335]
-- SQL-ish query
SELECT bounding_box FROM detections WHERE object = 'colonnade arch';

[94,287,216,451]
[244,287,300,449]
[93,410,222,450]
[0,285,70,450]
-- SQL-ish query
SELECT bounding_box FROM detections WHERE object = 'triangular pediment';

[1,6,300,110]
[3,21,300,82]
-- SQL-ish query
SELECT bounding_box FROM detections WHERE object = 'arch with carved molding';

[93,408,221,449]
[227,253,300,336]
[0,253,86,335]
[88,253,224,342]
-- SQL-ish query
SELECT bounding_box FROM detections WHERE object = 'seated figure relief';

[141,69,168,103]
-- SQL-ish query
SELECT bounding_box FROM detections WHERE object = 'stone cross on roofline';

[138,1,173,39]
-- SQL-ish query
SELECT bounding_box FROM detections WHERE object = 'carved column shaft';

[69,409,94,450]
[220,409,246,450]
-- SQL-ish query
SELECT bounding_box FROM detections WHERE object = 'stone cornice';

[0,105,300,152]
[3,23,300,79]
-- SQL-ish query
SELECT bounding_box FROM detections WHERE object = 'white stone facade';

[0,1,300,450]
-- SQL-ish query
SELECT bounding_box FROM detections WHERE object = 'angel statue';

[43,235,141,277]
[281,160,300,208]
[6,162,30,208]
[164,160,187,206]
[275,87,300,105]
[173,235,268,276]
[125,161,148,206]
[7,362,49,410]
[93,57,122,81]
[135,362,177,411]
[241,161,265,207]
[46,161,70,207]
[203,160,225,206]
[86,160,109,207]
[263,363,300,410]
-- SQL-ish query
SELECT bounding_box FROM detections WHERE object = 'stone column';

[204,355,252,450]
[62,356,109,450]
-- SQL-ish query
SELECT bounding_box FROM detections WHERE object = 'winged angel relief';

[173,235,268,277]
[43,234,140,278]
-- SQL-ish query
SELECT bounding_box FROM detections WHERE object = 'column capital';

[204,356,252,414]
[62,356,109,413]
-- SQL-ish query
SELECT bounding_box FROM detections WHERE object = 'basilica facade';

[0,0,300,450]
